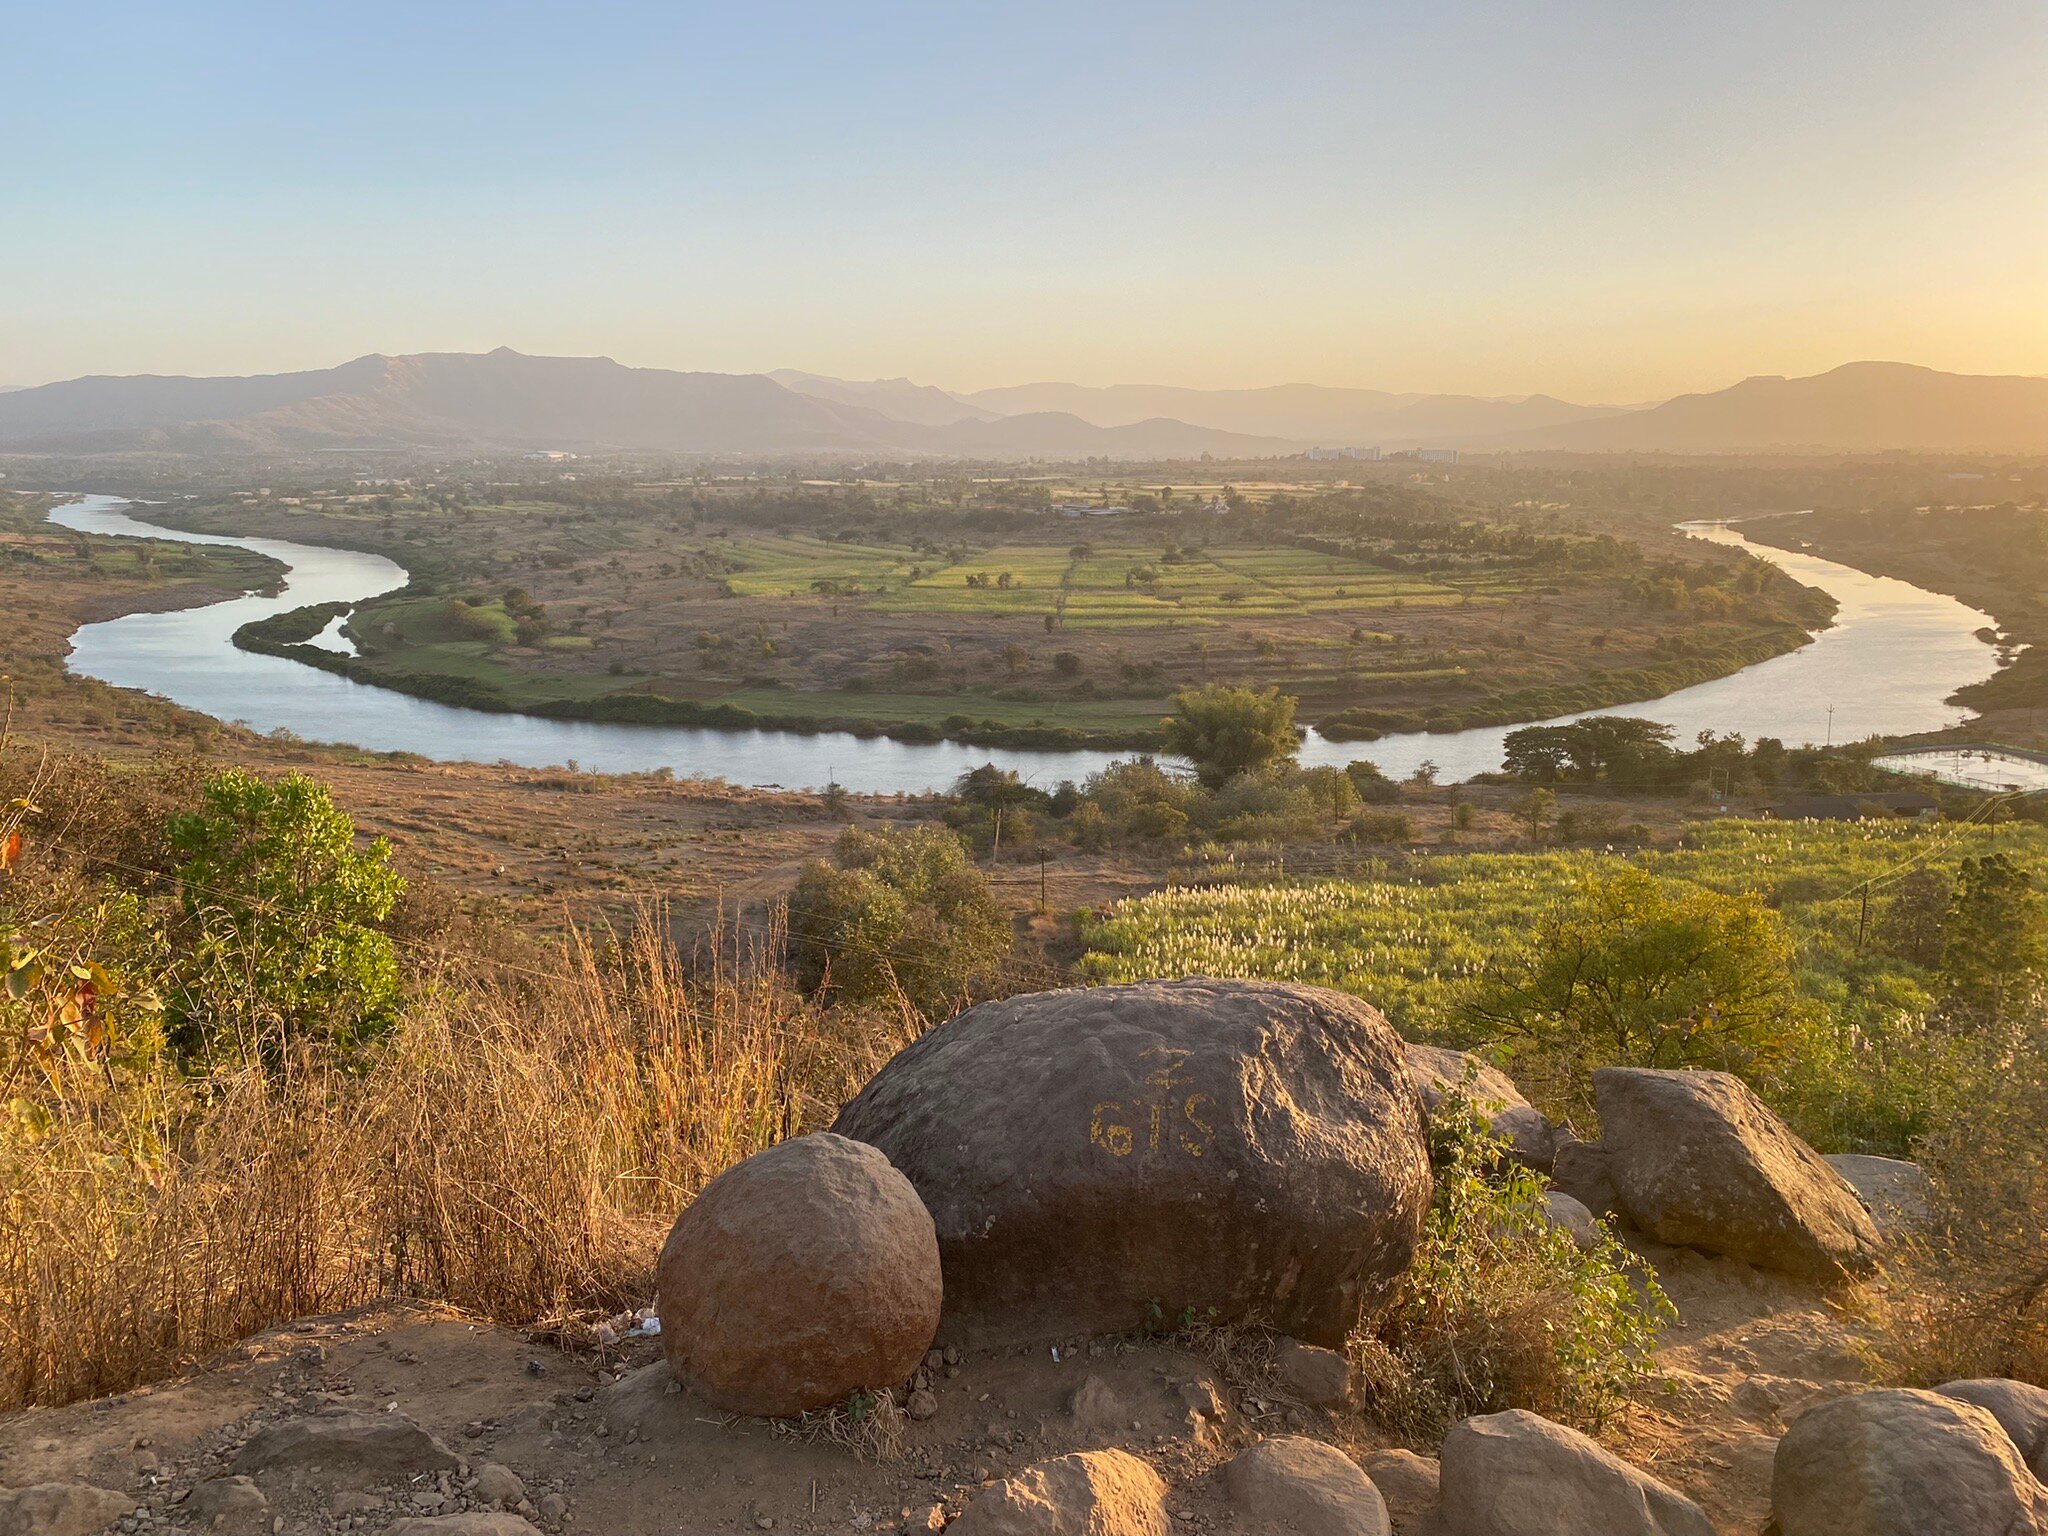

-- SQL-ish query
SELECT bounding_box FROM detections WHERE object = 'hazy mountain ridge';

[956,380,1627,445]
[3,352,2044,458]
[1520,362,2048,454]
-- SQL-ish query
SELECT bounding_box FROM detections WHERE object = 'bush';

[167,769,405,1061]
[1346,809,1415,845]
[1356,1091,1670,1440]
[786,826,1012,1016]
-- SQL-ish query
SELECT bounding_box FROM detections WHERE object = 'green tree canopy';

[1467,868,1804,1081]
[1161,684,1299,788]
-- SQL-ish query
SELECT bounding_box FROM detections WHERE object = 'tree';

[1468,869,1804,1079]
[1161,684,1299,788]
[1940,853,2046,1022]
[167,769,404,1059]
[1516,787,1556,843]
[785,827,1011,1017]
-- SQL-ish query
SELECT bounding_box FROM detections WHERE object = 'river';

[49,495,2000,793]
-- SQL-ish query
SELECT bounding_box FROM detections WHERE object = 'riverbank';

[47,496,2001,788]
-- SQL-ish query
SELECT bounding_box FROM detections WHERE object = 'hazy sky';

[6,1,2045,400]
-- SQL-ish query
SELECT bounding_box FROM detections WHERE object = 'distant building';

[1765,791,1939,821]
[1417,448,1459,464]
[1055,503,1132,518]
[1304,446,1379,461]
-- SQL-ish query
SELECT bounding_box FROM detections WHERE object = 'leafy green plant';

[167,769,404,1060]
[1356,1091,1671,1440]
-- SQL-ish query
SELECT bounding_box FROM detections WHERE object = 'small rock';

[186,1476,268,1535]
[1594,1068,1881,1282]
[0,1483,137,1536]
[1824,1153,1936,1242]
[656,1132,942,1417]
[1273,1338,1352,1408]
[1936,1377,2048,1478]
[1355,1449,1439,1535]
[1223,1436,1389,1534]
[1540,1190,1602,1251]
[469,1463,525,1509]
[1404,1042,1560,1171]
[386,1518,547,1536]
[537,1492,569,1525]
[231,1410,459,1485]
[1549,1140,1621,1220]
[949,1449,1169,1535]
[907,1389,939,1422]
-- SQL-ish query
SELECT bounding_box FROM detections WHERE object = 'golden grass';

[0,910,908,1410]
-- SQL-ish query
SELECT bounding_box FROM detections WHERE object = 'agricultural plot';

[704,533,926,597]
[1081,819,2048,1045]
[867,544,1473,628]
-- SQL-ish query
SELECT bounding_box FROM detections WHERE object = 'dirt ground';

[0,1234,1874,1535]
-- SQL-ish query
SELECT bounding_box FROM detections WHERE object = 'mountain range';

[1,352,2042,459]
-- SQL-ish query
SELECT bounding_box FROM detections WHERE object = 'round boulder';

[1773,1388,2048,1535]
[830,979,1431,1347]
[1224,1437,1391,1535]
[655,1131,941,1417]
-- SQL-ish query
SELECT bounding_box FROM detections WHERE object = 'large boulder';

[1593,1068,1882,1282]
[0,1483,134,1536]
[1437,1409,1715,1536]
[831,979,1431,1346]
[950,1449,1169,1535]
[1825,1154,1936,1243]
[656,1131,942,1417]
[1222,1436,1391,1535]
[1772,1388,2048,1535]
[1935,1378,2048,1480]
[1404,1042,1560,1170]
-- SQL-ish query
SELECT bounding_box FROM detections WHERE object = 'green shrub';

[167,769,404,1061]
[786,827,1011,1017]
[1356,1092,1670,1440]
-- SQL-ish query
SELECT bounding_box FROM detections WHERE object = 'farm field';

[137,476,1835,749]
[1082,817,2048,1148]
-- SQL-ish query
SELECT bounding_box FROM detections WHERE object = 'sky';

[5,0,2046,401]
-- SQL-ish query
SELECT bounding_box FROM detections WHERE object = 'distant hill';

[7,351,2043,459]
[959,381,1625,446]
[1519,362,2048,454]
[0,350,1290,460]
[768,370,997,426]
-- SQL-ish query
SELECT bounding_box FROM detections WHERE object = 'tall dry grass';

[0,909,911,1410]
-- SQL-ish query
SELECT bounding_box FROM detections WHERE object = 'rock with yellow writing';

[831,979,1430,1347]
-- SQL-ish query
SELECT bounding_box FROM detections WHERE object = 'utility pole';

[1826,704,1835,746]
[1039,853,1049,914]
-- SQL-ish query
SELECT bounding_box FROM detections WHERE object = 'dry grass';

[0,909,909,1411]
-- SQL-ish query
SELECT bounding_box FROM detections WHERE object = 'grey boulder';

[1773,1388,2048,1535]
[1594,1068,1881,1282]
[1403,1042,1559,1170]
[1438,1409,1714,1536]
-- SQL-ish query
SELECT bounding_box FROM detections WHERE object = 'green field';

[864,543,1483,627]
[1083,818,2048,1057]
[706,532,926,596]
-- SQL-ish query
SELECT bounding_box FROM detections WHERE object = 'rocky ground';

[0,1235,1879,1536]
